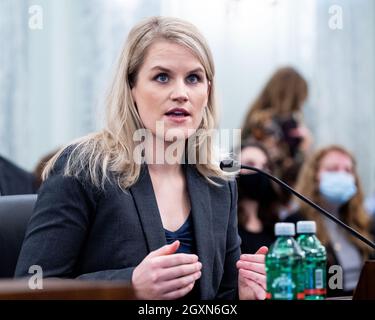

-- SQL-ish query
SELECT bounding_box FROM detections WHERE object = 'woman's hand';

[132,240,202,299]
[236,246,268,300]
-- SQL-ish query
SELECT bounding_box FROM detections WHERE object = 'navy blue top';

[164,212,200,299]
[164,213,196,254]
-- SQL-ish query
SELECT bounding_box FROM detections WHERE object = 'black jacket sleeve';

[14,155,134,282]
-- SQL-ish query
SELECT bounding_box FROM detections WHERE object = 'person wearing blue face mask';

[319,171,357,206]
[284,145,375,297]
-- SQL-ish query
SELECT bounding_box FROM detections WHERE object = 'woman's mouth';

[164,108,191,123]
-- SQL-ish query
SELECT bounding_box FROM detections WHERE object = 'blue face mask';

[319,171,357,205]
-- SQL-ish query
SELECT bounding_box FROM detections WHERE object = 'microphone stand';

[241,163,375,250]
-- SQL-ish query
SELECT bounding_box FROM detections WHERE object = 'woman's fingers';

[239,254,266,264]
[239,268,266,290]
[147,240,180,258]
[161,270,201,294]
[153,253,199,268]
[236,260,266,275]
[158,261,202,281]
[162,282,195,300]
[255,246,269,255]
[133,243,203,299]
[161,272,201,298]
[241,276,266,300]
[239,246,267,264]
[238,247,268,298]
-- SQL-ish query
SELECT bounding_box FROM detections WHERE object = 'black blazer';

[15,154,241,300]
[0,156,36,196]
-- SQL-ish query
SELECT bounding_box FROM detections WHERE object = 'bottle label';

[305,288,327,295]
[297,292,305,300]
[304,264,326,295]
[271,274,295,300]
[315,269,324,289]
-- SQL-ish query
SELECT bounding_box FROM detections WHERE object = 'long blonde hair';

[295,145,373,257]
[43,16,228,189]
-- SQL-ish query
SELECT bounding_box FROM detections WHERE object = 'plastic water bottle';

[266,223,305,300]
[296,221,327,300]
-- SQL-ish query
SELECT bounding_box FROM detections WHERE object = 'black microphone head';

[220,159,240,172]
[220,159,233,170]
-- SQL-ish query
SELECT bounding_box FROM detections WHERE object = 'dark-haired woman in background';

[237,141,280,254]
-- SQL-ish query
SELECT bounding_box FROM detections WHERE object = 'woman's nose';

[170,80,188,103]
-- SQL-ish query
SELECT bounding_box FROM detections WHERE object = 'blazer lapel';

[185,165,215,299]
[130,164,215,299]
[129,165,166,252]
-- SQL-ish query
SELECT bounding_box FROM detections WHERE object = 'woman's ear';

[207,80,211,96]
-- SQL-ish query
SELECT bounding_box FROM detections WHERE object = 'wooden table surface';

[0,278,135,300]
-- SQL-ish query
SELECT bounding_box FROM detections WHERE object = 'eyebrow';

[150,66,205,74]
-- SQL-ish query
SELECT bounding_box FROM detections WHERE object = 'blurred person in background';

[0,155,37,195]
[365,197,375,216]
[236,140,281,254]
[365,188,375,216]
[241,67,313,216]
[284,145,375,296]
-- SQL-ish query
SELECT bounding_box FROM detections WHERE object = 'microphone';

[220,159,375,250]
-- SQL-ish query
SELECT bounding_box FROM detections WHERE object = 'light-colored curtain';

[0,0,374,195]
[308,0,375,195]
[0,0,29,163]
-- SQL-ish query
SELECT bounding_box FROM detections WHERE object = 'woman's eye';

[186,74,200,84]
[155,73,169,83]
